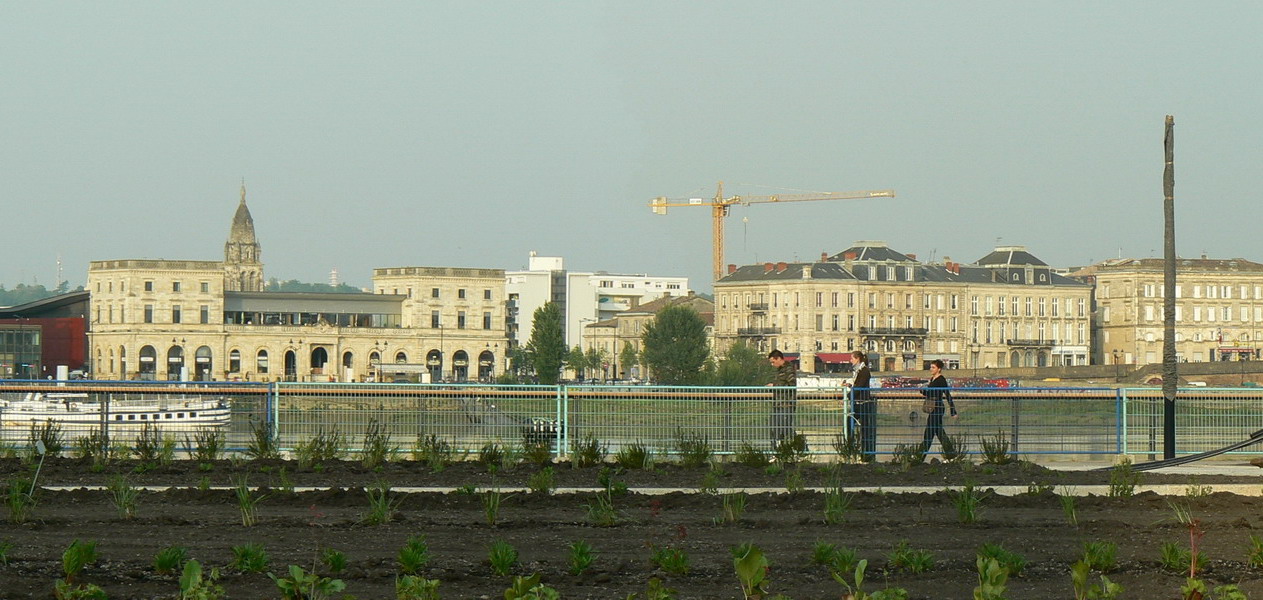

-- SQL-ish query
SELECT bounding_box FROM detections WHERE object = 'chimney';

[821,252,829,262]
[905,253,916,260]
[727,264,737,274]
[776,262,788,273]
[764,262,774,273]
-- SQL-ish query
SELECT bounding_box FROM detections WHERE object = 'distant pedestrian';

[919,359,958,454]
[766,350,797,445]
[848,351,876,461]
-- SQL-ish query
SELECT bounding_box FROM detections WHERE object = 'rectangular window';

[171,305,181,323]
[431,288,440,298]
[815,314,823,331]
[848,293,855,308]
[484,289,492,300]
[950,295,958,310]
[200,282,209,293]
[998,296,1006,316]
[1103,306,1111,322]
[1052,298,1059,317]
[431,311,440,328]
[172,281,181,292]
[144,281,154,292]
[816,292,823,307]
[831,314,839,331]
[144,304,154,323]
[483,311,492,329]
[458,289,466,299]
[1038,297,1046,317]
[457,311,466,329]
[200,305,209,324]
[831,292,838,308]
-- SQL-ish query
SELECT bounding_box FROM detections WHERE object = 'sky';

[3,3,1262,293]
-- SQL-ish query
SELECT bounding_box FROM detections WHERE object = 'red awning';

[782,352,799,360]
[815,353,853,364]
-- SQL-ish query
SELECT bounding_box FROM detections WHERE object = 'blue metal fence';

[1,380,1260,458]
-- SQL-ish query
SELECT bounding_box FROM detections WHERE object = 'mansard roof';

[975,246,1048,267]
[826,240,914,263]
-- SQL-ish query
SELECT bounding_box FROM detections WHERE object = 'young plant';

[397,535,430,575]
[979,431,1014,465]
[230,542,270,573]
[179,559,226,600]
[54,539,104,600]
[1059,488,1079,527]
[1107,457,1141,497]
[268,564,346,600]
[941,432,970,463]
[504,573,560,600]
[395,575,441,600]
[483,486,511,527]
[732,543,769,600]
[977,543,1026,577]
[674,429,712,468]
[133,422,164,463]
[0,539,12,566]
[568,540,596,576]
[784,467,805,494]
[108,475,139,520]
[889,444,925,471]
[831,559,909,600]
[1160,542,1207,574]
[951,482,985,524]
[233,475,265,527]
[184,427,225,462]
[817,543,859,579]
[520,440,553,467]
[1080,540,1117,573]
[973,556,1008,600]
[831,431,863,464]
[651,546,690,575]
[1071,560,1122,600]
[823,485,854,525]
[886,540,934,574]
[362,480,402,525]
[153,545,188,575]
[1248,534,1263,569]
[715,492,747,524]
[488,540,519,576]
[616,442,654,470]
[773,434,808,466]
[6,476,37,523]
[699,462,725,495]
[734,441,770,468]
[478,442,507,473]
[360,417,399,470]
[318,547,346,574]
[411,434,455,472]
[245,419,279,460]
[585,487,618,527]
[527,466,556,495]
[571,433,606,468]
[294,426,347,469]
[72,429,111,464]
[28,420,65,457]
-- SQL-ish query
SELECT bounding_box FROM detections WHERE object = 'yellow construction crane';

[649,182,895,281]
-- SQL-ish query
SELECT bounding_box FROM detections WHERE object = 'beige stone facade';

[87,191,509,382]
[714,243,1093,373]
[1069,257,1263,365]
[580,293,714,380]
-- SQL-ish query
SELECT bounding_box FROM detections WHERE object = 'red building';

[0,291,89,378]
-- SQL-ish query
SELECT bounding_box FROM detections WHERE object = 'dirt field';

[0,458,1261,599]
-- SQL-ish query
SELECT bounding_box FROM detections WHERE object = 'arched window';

[229,349,241,373]
[395,351,408,364]
[256,349,269,374]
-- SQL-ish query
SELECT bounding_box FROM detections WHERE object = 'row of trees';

[0,281,80,306]
[516,302,774,386]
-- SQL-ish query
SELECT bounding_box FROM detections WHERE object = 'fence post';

[268,382,279,448]
[1117,388,1126,455]
[558,385,568,459]
[1010,392,1021,454]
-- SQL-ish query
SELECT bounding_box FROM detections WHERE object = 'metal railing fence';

[2,380,1261,458]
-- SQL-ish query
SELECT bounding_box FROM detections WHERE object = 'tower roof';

[228,183,258,245]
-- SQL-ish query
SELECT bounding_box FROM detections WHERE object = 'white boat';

[0,391,231,432]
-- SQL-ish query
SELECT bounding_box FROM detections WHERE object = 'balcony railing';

[747,303,768,312]
[1007,338,1054,346]
[737,327,781,336]
[859,327,928,337]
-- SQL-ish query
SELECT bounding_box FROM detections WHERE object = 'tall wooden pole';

[1162,115,1177,459]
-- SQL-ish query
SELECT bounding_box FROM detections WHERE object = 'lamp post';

[1112,348,1122,383]
[969,343,980,382]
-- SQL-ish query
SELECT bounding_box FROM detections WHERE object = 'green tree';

[641,305,709,385]
[527,303,565,385]
[565,345,589,380]
[619,342,638,380]
[706,342,774,386]
[585,347,608,380]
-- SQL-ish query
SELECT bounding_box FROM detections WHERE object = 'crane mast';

[650,182,895,280]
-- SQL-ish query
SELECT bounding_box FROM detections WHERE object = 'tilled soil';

[0,458,1261,599]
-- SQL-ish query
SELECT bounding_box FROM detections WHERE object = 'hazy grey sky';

[4,3,1261,292]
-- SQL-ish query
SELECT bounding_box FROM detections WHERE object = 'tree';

[526,302,565,385]
[585,347,608,381]
[641,305,710,385]
[565,345,588,380]
[619,342,638,380]
[706,342,774,386]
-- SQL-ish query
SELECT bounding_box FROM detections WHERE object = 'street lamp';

[968,343,981,381]
[1112,348,1122,383]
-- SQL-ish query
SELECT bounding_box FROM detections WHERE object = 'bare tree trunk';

[1162,115,1177,459]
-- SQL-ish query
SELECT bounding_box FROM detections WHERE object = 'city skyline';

[4,4,1262,292]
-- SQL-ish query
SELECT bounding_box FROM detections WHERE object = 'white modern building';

[506,252,690,347]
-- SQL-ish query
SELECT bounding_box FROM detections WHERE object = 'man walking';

[766,350,797,445]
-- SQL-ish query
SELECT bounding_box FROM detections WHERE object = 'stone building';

[87,187,508,382]
[1069,256,1263,365]
[713,242,1092,373]
[580,292,713,381]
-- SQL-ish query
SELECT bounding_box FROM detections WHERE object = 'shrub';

[570,433,606,468]
[229,542,269,573]
[72,429,111,464]
[398,535,430,575]
[6,476,37,523]
[360,418,399,470]
[1108,458,1141,497]
[488,540,519,576]
[941,433,970,463]
[1248,534,1263,569]
[568,540,596,576]
[823,485,854,525]
[521,441,553,467]
[411,434,455,472]
[951,483,985,524]
[773,434,808,466]
[651,546,690,575]
[716,492,746,524]
[674,430,712,468]
[244,419,279,461]
[977,543,1025,577]
[886,540,934,573]
[362,480,402,525]
[184,427,225,463]
[396,575,440,600]
[294,426,346,468]
[979,432,1014,465]
[1159,541,1207,574]
[734,442,770,468]
[108,475,139,520]
[1081,540,1117,573]
[527,467,556,495]
[478,442,507,473]
[889,444,925,471]
[132,422,164,463]
[831,431,863,464]
[616,442,654,470]
[153,545,187,575]
[232,476,264,527]
[28,420,65,457]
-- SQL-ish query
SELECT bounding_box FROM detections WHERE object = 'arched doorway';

[139,345,157,380]
[478,350,495,381]
[453,350,469,382]
[167,346,185,381]
[311,347,329,375]
[426,349,442,382]
[342,351,354,382]
[284,350,297,381]
[194,346,213,381]
[1010,351,1020,368]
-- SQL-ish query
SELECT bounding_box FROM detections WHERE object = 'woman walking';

[919,359,958,453]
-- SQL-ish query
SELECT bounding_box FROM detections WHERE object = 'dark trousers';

[771,395,796,445]
[855,400,877,460]
[921,410,949,453]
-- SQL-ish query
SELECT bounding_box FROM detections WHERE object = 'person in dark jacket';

[919,359,958,453]
[848,350,876,461]
[766,349,797,445]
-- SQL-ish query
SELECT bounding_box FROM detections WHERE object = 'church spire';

[240,178,246,204]
[225,183,264,291]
